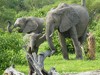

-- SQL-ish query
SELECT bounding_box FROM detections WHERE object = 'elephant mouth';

[17,26,33,34]
[18,29,32,33]
[27,31,33,34]
[18,29,23,33]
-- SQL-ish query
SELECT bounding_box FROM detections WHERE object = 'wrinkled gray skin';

[8,17,46,53]
[46,3,89,60]
[23,32,46,75]
[7,17,46,75]
[23,32,46,53]
[9,17,44,34]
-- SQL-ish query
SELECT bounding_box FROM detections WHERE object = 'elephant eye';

[53,21,56,24]
[17,24,20,27]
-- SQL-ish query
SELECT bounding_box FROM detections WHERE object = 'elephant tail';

[81,0,86,7]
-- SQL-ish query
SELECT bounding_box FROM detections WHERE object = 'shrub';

[0,31,27,74]
[92,21,100,52]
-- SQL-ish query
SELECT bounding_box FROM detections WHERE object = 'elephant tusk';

[49,33,53,37]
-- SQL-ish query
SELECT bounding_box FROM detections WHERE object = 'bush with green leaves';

[91,20,100,52]
[0,31,27,74]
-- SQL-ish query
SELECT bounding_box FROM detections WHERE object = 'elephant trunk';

[7,21,16,33]
[7,20,12,33]
[46,24,56,52]
[30,39,35,52]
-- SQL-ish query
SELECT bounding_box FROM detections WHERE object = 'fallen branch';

[23,46,60,75]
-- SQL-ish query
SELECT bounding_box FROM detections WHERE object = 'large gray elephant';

[7,17,46,75]
[45,3,89,60]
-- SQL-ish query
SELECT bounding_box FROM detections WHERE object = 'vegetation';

[0,0,100,74]
[16,52,100,74]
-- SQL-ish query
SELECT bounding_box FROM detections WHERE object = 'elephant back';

[70,5,89,38]
[29,17,45,34]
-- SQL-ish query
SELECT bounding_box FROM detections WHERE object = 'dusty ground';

[64,70,100,75]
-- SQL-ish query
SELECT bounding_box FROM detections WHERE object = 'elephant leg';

[36,34,46,47]
[79,30,87,56]
[70,26,83,59]
[58,32,69,60]
[78,30,87,45]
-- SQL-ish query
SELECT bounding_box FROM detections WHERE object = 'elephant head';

[29,33,42,52]
[7,17,44,34]
[23,33,42,53]
[46,3,80,51]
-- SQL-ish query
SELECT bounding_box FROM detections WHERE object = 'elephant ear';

[58,7,80,32]
[23,19,38,33]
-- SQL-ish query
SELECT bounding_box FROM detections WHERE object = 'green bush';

[0,31,27,74]
[92,21,100,52]
[0,0,100,74]
[0,32,23,51]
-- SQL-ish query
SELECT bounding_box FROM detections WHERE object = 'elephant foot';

[76,56,83,60]
[63,56,69,60]
[62,52,69,60]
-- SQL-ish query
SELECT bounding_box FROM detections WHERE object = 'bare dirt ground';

[64,70,100,75]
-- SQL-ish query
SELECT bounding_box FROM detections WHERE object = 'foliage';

[0,32,23,51]
[23,0,55,9]
[0,31,26,74]
[87,0,100,13]
[0,0,25,28]
[14,0,100,54]
[0,0,100,74]
[16,52,100,74]
[0,8,16,28]
[91,21,100,52]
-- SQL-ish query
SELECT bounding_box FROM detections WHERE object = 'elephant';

[7,17,46,75]
[7,17,46,53]
[8,17,44,34]
[23,32,46,54]
[45,3,89,60]
[23,32,46,75]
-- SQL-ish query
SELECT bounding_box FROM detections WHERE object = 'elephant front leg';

[36,34,46,47]
[70,27,83,59]
[58,32,69,60]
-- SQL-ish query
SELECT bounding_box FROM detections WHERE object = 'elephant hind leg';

[58,32,69,60]
[78,30,87,56]
[78,31,87,45]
